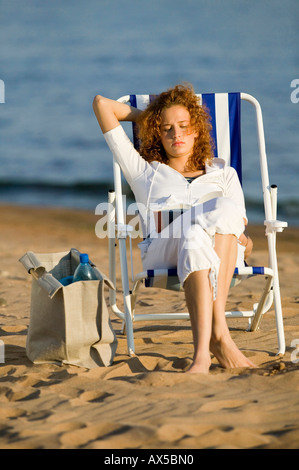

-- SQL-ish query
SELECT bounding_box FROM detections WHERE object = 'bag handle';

[19,251,63,299]
[19,250,115,298]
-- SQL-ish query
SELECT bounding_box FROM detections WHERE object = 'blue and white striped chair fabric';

[143,266,273,291]
[129,93,265,291]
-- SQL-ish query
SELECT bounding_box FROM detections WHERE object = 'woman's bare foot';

[210,334,256,370]
[186,353,211,374]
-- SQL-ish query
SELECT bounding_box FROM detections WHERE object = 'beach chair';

[105,92,287,357]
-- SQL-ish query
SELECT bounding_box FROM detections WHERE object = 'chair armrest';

[264,219,288,234]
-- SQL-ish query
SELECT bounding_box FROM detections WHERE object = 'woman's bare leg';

[210,234,256,368]
[184,269,213,373]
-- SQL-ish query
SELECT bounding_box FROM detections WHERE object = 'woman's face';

[160,105,197,162]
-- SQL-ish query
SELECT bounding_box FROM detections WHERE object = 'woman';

[93,84,255,373]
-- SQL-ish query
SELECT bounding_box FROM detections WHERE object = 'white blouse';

[104,125,247,238]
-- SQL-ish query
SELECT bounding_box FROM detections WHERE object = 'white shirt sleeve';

[223,166,248,223]
[103,125,148,186]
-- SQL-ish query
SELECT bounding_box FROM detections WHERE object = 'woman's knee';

[181,223,208,250]
[214,197,244,235]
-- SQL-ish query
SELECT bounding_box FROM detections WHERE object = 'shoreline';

[0,203,298,449]
[1,201,298,252]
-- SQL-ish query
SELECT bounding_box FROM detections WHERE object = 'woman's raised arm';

[92,95,141,134]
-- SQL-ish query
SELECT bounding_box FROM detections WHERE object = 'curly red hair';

[136,84,214,171]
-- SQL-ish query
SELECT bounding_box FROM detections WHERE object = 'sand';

[0,203,298,450]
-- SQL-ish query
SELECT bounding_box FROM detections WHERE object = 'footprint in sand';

[51,421,85,434]
[0,325,27,334]
[59,422,121,448]
[0,406,26,419]
[79,390,114,403]
[27,410,53,421]
[6,388,41,402]
[199,399,253,412]
[0,384,40,402]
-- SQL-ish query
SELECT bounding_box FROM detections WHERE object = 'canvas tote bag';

[19,248,118,368]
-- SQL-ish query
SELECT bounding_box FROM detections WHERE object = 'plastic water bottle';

[73,253,98,282]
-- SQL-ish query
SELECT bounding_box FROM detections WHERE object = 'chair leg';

[272,270,286,356]
[108,190,117,310]
[107,190,135,354]
[250,276,273,331]
[118,237,135,356]
[267,231,286,355]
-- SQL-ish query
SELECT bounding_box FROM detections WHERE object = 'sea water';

[0,0,298,225]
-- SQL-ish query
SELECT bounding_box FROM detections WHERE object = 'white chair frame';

[106,93,287,357]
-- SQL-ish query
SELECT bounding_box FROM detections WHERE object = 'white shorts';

[138,197,245,300]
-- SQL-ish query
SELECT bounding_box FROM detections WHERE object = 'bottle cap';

[80,253,89,263]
